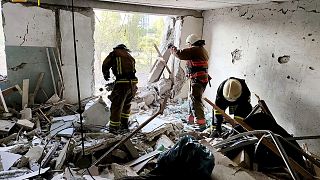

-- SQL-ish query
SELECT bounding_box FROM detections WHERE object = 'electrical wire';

[70,1,95,179]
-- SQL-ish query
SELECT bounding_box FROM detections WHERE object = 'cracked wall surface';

[203,0,320,155]
[3,3,56,47]
[0,2,95,104]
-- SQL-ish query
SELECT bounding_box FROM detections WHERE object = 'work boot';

[196,119,207,132]
[109,125,120,134]
[187,115,195,125]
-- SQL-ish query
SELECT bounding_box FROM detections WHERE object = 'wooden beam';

[22,79,29,108]
[46,48,57,95]
[29,72,45,105]
[1,86,18,97]
[15,85,23,95]
[0,88,9,113]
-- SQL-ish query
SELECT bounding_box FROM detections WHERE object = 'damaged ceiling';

[98,0,290,10]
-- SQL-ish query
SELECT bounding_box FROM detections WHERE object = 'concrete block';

[0,151,21,171]
[20,108,32,120]
[25,146,44,162]
[155,134,174,150]
[83,98,110,131]
[111,163,138,179]
[155,78,172,96]
[112,149,127,159]
[16,119,34,130]
[124,140,139,159]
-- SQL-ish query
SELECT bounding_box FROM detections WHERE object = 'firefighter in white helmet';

[213,77,252,136]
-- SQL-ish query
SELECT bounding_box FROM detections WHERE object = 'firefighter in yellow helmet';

[213,77,252,136]
[169,34,210,130]
[102,44,138,134]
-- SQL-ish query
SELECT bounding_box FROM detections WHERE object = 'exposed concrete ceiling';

[99,0,290,10]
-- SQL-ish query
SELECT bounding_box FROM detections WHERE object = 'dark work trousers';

[191,80,208,121]
[109,83,137,130]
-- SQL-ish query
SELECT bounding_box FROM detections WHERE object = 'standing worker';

[169,34,210,129]
[212,77,252,136]
[102,44,138,134]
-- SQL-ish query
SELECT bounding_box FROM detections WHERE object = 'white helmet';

[223,79,242,102]
[186,34,200,45]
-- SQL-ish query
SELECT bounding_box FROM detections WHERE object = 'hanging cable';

[71,0,85,157]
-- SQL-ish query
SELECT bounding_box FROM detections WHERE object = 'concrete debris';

[16,119,34,130]
[83,97,110,131]
[155,134,174,150]
[111,163,138,179]
[0,120,15,134]
[0,73,317,180]
[20,108,32,120]
[50,114,79,137]
[154,78,173,96]
[0,151,21,171]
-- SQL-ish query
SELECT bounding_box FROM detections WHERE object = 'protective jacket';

[102,49,138,83]
[214,77,252,132]
[175,46,209,83]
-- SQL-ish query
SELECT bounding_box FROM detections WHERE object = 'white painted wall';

[174,16,204,99]
[2,3,56,47]
[60,10,95,103]
[203,0,320,155]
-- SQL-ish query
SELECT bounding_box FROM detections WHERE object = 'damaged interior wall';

[202,0,320,155]
[0,2,95,104]
[0,3,57,105]
[59,9,95,103]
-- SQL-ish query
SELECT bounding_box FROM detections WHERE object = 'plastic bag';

[151,135,215,180]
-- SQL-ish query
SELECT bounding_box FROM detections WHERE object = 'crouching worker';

[169,34,210,130]
[102,44,138,134]
[212,77,252,136]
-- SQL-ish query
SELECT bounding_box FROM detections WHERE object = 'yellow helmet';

[223,79,242,102]
[186,34,200,45]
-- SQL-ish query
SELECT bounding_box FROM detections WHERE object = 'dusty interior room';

[0,0,319,179]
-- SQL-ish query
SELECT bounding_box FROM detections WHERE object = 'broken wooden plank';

[14,85,23,95]
[148,48,172,83]
[132,156,154,172]
[29,72,45,105]
[1,86,18,97]
[51,48,64,94]
[0,88,9,113]
[41,143,58,168]
[126,150,160,167]
[22,79,29,108]
[46,48,57,95]
[38,109,51,123]
[0,133,17,144]
[55,140,70,170]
